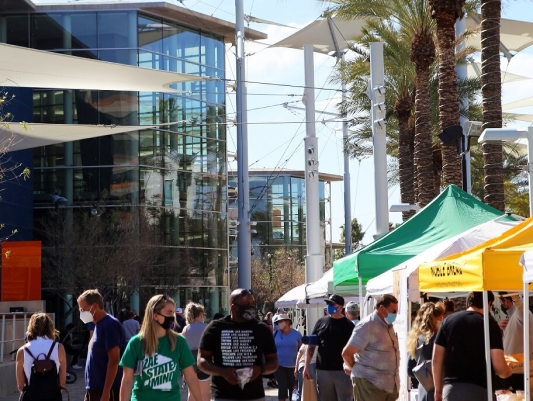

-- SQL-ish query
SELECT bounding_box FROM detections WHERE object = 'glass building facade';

[0,2,246,318]
[228,170,339,269]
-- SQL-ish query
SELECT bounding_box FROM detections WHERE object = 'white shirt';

[23,337,60,383]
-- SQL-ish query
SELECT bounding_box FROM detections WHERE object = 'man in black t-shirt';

[303,294,354,401]
[198,289,278,400]
[433,291,512,401]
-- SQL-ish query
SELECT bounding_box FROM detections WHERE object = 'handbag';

[412,360,434,392]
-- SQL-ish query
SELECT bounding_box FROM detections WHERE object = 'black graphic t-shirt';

[199,316,277,400]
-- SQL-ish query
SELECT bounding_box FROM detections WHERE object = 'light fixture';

[478,127,533,217]
[389,203,420,213]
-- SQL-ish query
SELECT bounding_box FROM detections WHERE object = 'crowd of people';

[14,288,529,401]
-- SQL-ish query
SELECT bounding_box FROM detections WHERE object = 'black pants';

[274,366,296,400]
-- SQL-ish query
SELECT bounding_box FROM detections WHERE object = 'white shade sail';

[467,62,531,83]
[503,97,533,111]
[0,43,205,93]
[3,123,157,151]
[272,16,366,54]
[466,14,533,53]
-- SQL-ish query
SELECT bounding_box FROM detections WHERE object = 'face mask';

[80,306,94,324]
[236,304,257,320]
[278,321,287,330]
[385,313,397,325]
[157,315,175,330]
[327,304,338,315]
[501,305,508,314]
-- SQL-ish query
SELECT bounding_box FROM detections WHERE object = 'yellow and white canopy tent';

[418,216,533,400]
[419,216,533,292]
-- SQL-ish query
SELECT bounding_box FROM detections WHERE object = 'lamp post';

[478,127,533,217]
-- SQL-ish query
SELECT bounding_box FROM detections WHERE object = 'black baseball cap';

[325,294,345,306]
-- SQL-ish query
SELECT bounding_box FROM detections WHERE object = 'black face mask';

[501,305,508,315]
[235,304,258,321]
[157,315,175,330]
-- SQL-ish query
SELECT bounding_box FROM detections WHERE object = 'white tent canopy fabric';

[0,43,204,93]
[276,269,332,308]
[366,218,519,300]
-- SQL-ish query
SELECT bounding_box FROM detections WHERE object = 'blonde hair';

[407,301,445,358]
[140,295,178,356]
[184,302,205,325]
[26,313,59,341]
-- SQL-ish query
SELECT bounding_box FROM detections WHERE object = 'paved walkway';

[0,371,281,401]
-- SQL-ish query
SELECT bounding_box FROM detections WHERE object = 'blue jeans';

[297,364,319,401]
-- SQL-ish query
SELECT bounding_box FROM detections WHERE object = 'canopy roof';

[419,217,533,292]
[3,123,159,152]
[333,185,504,287]
[466,14,533,54]
[0,43,203,93]
[366,218,518,297]
[272,14,533,56]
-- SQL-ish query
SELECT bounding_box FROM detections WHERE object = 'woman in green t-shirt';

[119,294,202,401]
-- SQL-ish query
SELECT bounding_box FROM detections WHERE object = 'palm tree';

[479,0,505,211]
[428,0,465,187]
[334,0,437,213]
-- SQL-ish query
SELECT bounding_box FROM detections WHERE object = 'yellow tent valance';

[419,217,533,292]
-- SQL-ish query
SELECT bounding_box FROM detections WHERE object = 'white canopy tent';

[366,218,519,298]
[0,43,205,93]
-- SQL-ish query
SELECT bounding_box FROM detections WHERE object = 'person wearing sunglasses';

[78,289,126,401]
[119,294,202,401]
[198,288,278,400]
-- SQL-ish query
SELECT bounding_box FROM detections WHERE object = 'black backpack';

[22,340,62,401]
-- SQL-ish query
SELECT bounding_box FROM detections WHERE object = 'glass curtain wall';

[229,173,326,262]
[1,10,228,317]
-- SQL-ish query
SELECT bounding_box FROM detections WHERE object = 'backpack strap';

[23,346,37,361]
[45,340,57,360]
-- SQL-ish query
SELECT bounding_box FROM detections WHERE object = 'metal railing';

[0,313,33,363]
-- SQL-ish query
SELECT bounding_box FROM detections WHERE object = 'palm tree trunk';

[480,0,505,211]
[430,0,465,188]
[414,67,437,206]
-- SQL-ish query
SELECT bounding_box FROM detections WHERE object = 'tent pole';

[358,277,364,318]
[525,281,530,401]
[483,291,492,401]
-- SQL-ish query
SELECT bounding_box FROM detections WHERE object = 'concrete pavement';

[0,370,282,401]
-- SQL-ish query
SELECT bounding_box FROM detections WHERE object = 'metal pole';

[341,53,352,255]
[482,291,492,401]
[456,18,471,193]
[524,280,530,401]
[526,127,533,217]
[303,43,323,334]
[369,43,389,237]
[235,0,251,289]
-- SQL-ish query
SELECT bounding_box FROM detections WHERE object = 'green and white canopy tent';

[333,185,506,292]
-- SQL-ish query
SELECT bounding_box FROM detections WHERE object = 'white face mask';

[80,306,94,324]
[278,321,287,330]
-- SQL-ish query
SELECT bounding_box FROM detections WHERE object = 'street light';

[478,127,533,217]
[389,203,421,213]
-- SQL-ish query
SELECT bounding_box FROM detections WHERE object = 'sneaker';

[71,364,84,370]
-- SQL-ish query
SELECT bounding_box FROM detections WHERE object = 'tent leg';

[359,277,364,318]
[483,291,492,401]
[525,282,530,401]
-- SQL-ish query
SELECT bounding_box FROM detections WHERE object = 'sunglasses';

[232,289,254,304]
[152,294,171,311]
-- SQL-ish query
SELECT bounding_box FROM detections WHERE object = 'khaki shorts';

[352,377,398,401]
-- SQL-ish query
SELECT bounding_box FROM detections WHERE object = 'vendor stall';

[419,217,533,401]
